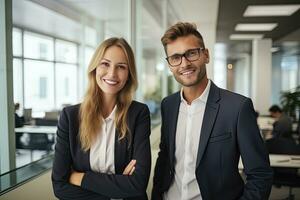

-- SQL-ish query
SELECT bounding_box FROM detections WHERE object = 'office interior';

[0,0,300,199]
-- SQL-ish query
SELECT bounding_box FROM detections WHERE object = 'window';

[13,29,79,116]
[55,63,78,108]
[281,56,298,91]
[85,26,97,47]
[83,47,95,87]
[13,58,23,110]
[55,39,78,64]
[39,77,48,98]
[24,59,54,112]
[84,46,95,69]
[13,28,22,57]
[136,0,166,123]
[24,31,54,61]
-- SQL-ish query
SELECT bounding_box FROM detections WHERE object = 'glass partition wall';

[1,0,172,185]
[14,28,79,117]
[1,0,300,197]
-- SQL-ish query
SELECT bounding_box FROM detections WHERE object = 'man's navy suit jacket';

[52,101,151,200]
[152,81,273,200]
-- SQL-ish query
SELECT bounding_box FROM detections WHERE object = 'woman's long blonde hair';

[79,37,137,151]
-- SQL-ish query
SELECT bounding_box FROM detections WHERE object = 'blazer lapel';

[196,82,220,168]
[168,93,181,168]
[114,130,127,174]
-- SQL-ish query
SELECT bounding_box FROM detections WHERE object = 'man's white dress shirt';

[164,80,211,200]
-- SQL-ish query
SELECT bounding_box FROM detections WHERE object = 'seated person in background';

[269,105,292,138]
[14,103,24,128]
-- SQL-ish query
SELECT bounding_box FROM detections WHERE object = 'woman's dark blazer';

[52,101,151,200]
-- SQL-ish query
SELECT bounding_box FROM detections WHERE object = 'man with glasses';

[152,22,273,200]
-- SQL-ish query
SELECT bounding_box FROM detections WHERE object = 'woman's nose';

[107,66,117,77]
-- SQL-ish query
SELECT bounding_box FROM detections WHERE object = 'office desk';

[257,117,274,131]
[257,117,298,132]
[239,154,300,169]
[15,125,57,135]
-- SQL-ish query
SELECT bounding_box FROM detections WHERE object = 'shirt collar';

[180,79,211,104]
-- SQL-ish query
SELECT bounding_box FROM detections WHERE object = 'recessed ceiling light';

[271,47,280,53]
[235,23,278,31]
[230,34,264,40]
[244,5,300,17]
[227,64,233,70]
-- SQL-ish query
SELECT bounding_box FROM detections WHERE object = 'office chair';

[16,132,54,161]
[23,108,32,123]
[266,137,300,200]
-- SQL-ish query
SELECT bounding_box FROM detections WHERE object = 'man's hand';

[123,159,136,175]
[69,170,84,186]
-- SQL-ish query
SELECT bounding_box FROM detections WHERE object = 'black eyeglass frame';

[165,47,205,67]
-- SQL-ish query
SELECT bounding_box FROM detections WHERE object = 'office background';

[0,0,300,199]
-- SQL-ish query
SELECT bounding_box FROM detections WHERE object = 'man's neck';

[182,78,209,105]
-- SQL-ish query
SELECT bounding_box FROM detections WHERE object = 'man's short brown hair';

[161,22,205,54]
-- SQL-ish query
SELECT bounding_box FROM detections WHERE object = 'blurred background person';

[14,103,24,128]
[269,105,293,139]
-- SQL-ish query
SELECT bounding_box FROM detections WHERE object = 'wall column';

[0,0,15,175]
[251,39,272,115]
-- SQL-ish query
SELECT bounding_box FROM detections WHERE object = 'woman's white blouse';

[90,106,122,200]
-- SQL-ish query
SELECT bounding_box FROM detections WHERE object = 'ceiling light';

[227,64,233,70]
[271,47,280,53]
[244,5,300,17]
[235,23,278,31]
[230,34,264,40]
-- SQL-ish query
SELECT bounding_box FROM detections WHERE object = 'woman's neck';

[101,94,117,118]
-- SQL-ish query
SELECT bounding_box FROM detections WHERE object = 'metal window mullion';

[53,38,57,109]
[21,28,25,109]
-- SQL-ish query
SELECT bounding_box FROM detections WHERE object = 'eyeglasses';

[166,47,204,67]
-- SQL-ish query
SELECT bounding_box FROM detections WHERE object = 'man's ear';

[205,49,210,63]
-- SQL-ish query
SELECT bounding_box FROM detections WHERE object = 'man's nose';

[180,56,191,67]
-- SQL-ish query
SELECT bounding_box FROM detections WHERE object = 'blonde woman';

[52,38,151,200]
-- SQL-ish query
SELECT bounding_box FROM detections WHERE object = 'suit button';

[169,170,172,175]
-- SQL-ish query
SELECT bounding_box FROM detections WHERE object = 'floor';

[13,125,300,199]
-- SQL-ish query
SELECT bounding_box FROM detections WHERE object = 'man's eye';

[170,55,181,61]
[187,50,198,56]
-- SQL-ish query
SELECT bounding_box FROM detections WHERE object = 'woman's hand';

[69,160,135,186]
[69,170,84,186]
[123,159,136,175]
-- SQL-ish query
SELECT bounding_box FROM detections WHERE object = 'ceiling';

[13,0,300,56]
[13,0,83,43]
[16,0,219,49]
[216,0,300,44]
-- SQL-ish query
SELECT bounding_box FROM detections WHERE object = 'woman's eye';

[118,65,127,69]
[100,62,109,67]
